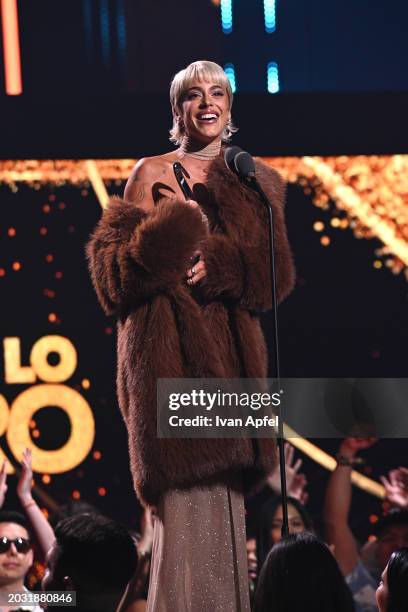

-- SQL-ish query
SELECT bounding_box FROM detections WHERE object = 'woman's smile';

[181,80,230,141]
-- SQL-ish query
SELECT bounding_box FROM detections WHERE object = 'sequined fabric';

[146,473,250,612]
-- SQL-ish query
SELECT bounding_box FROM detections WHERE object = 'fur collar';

[189,153,286,245]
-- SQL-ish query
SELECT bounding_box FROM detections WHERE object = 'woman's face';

[179,78,230,144]
[376,564,389,612]
[246,537,257,581]
[270,503,306,545]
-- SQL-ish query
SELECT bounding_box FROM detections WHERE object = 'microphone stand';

[245,173,290,538]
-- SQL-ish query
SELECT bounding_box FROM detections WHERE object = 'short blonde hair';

[169,60,237,145]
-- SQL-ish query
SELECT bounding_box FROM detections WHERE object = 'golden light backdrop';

[2,155,406,500]
[2,336,95,475]
[1,155,407,277]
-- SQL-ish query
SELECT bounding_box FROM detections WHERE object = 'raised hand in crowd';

[16,448,34,505]
[0,460,8,508]
[323,437,408,612]
[266,443,308,504]
[288,471,308,506]
[338,436,379,459]
[17,448,56,557]
[324,437,378,576]
[380,467,408,509]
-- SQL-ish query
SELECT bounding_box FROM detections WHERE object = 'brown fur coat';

[86,155,295,506]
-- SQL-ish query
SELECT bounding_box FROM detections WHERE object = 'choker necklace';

[179,137,221,161]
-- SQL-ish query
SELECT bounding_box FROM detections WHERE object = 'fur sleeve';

[199,161,295,311]
[86,196,207,315]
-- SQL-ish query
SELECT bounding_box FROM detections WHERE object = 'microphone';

[234,150,256,179]
[224,146,243,174]
[173,162,194,200]
[228,146,290,538]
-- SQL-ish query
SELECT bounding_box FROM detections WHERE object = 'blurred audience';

[51,500,100,526]
[0,447,152,611]
[0,510,41,612]
[256,495,313,571]
[246,443,311,603]
[253,532,355,612]
[42,513,138,612]
[2,438,407,612]
[376,547,408,612]
[0,452,52,611]
[324,437,408,612]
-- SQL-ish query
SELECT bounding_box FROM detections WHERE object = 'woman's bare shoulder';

[128,152,176,182]
[124,153,176,208]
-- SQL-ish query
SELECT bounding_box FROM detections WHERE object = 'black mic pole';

[233,151,290,538]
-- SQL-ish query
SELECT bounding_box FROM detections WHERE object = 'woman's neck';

[0,578,25,592]
[178,136,222,161]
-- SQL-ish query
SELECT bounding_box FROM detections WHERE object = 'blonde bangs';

[178,62,231,107]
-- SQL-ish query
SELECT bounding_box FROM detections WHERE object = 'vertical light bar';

[1,0,22,95]
[224,63,236,93]
[263,0,276,33]
[82,0,93,64]
[221,0,233,34]
[100,0,111,67]
[116,0,127,63]
[85,161,109,209]
[267,61,280,93]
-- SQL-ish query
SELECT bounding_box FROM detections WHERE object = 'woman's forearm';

[87,197,207,315]
[20,496,56,558]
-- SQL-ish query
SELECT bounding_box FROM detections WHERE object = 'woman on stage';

[87,60,295,611]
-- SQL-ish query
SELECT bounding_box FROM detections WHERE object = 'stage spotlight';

[264,0,276,33]
[224,63,236,93]
[221,0,233,34]
[267,61,280,93]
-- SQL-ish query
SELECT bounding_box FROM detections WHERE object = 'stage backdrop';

[1,156,407,535]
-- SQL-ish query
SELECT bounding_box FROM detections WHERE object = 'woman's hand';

[266,443,308,503]
[17,448,34,506]
[185,199,209,285]
[381,467,408,509]
[186,250,207,285]
[339,437,378,459]
[16,447,56,557]
[0,461,8,509]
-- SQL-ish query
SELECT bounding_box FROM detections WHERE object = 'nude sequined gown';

[146,474,250,612]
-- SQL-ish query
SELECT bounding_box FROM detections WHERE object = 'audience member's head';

[376,547,408,612]
[43,513,138,612]
[0,511,33,589]
[51,500,100,528]
[374,510,408,570]
[253,532,354,612]
[256,496,313,570]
